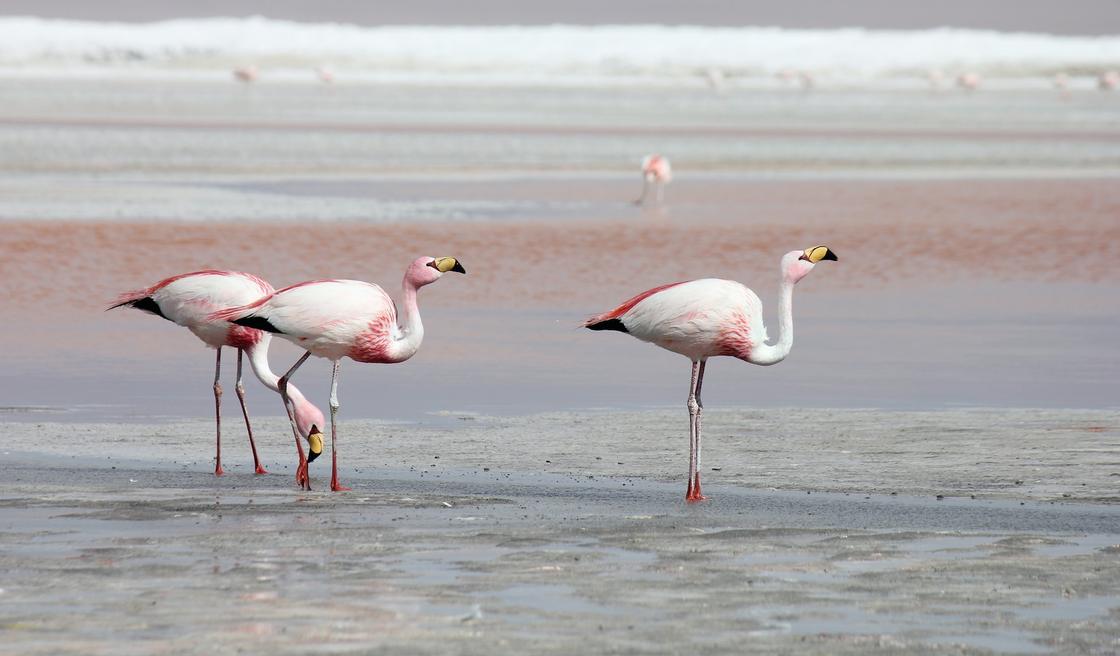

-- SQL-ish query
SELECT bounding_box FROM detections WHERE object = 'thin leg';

[278,351,312,490]
[685,360,705,502]
[213,348,224,476]
[693,359,707,500]
[328,360,350,492]
[635,175,650,205]
[656,180,665,204]
[235,349,267,474]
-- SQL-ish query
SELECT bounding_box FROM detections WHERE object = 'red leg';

[213,348,224,476]
[684,360,707,502]
[235,349,268,474]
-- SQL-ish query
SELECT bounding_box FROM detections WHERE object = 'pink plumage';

[110,270,324,477]
[584,247,837,501]
[209,256,466,492]
[636,154,672,206]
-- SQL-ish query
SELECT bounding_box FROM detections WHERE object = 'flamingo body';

[587,279,766,362]
[222,280,407,364]
[114,270,272,348]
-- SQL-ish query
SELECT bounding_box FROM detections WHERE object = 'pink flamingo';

[233,65,258,84]
[636,154,672,206]
[210,256,467,492]
[1099,70,1119,91]
[584,246,837,501]
[316,66,335,84]
[957,72,981,92]
[111,271,325,477]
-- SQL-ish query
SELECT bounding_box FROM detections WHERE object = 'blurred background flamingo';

[636,154,672,206]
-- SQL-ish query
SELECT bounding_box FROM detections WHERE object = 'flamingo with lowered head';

[210,256,466,491]
[110,271,325,477]
[636,154,672,206]
[584,246,837,501]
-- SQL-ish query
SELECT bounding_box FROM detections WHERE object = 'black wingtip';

[232,315,284,334]
[585,318,629,333]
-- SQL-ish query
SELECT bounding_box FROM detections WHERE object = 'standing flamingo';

[957,72,981,92]
[636,154,672,206]
[583,246,837,501]
[110,271,325,477]
[316,66,335,84]
[1099,70,1119,91]
[209,256,466,492]
[233,65,258,84]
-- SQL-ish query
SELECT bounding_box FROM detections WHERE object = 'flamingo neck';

[245,339,313,409]
[389,279,425,362]
[749,276,795,366]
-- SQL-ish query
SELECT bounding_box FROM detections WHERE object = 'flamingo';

[957,72,981,92]
[233,65,258,84]
[209,256,467,492]
[110,271,325,477]
[927,69,945,91]
[316,66,335,84]
[583,246,838,501]
[1099,70,1119,91]
[1054,72,1071,99]
[636,154,672,206]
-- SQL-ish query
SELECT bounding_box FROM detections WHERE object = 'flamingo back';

[619,278,767,361]
[218,280,398,362]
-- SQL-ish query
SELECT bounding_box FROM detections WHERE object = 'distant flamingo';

[584,246,837,501]
[316,66,335,84]
[111,271,325,477]
[1099,70,1119,91]
[233,65,258,84]
[927,69,945,90]
[210,256,467,492]
[1054,72,1071,99]
[636,154,672,206]
[704,68,725,93]
[957,72,981,92]
[797,71,815,90]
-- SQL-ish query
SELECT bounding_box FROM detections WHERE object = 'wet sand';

[3,409,1119,655]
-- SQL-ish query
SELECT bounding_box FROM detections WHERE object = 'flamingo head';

[783,245,838,284]
[407,256,467,287]
[293,399,325,462]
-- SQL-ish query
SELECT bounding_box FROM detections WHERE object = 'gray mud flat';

[2,409,1119,655]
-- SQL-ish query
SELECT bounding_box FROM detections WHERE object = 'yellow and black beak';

[428,257,466,274]
[306,426,324,463]
[800,245,838,263]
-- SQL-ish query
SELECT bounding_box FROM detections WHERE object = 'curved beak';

[306,426,324,463]
[431,257,466,274]
[801,245,838,263]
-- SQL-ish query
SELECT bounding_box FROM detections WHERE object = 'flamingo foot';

[330,480,351,492]
[254,464,268,475]
[214,465,225,477]
[685,473,707,502]
[295,462,310,490]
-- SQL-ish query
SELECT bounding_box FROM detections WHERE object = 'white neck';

[245,338,313,407]
[387,279,425,363]
[747,276,795,366]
